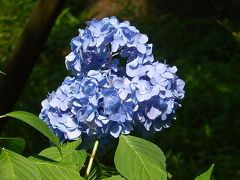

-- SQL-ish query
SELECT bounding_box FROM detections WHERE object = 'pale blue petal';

[119,89,128,100]
[147,106,162,120]
[137,44,147,54]
[111,40,120,52]
[49,98,61,108]
[136,93,145,102]
[89,95,98,106]
[138,34,148,44]
[66,129,81,140]
[156,63,167,74]
[65,117,77,128]
[74,61,81,72]
[169,66,177,73]
[113,78,124,89]
[110,16,119,26]
[41,99,50,109]
[96,36,105,47]
[162,72,174,79]
[177,79,185,91]
[86,112,95,122]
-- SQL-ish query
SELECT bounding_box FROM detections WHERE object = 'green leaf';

[30,156,84,180]
[195,164,214,180]
[103,175,126,180]
[0,137,25,154]
[0,148,41,179]
[1,111,62,155]
[114,135,167,180]
[62,138,82,150]
[38,146,87,168]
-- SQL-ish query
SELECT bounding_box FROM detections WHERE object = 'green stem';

[85,139,99,179]
[0,115,6,119]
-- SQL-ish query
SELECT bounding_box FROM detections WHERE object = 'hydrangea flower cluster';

[40,17,185,142]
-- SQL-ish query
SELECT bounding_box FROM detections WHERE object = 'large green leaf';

[0,137,25,154]
[30,156,84,180]
[1,111,62,155]
[38,146,87,168]
[195,164,214,180]
[114,135,167,180]
[0,148,41,179]
[103,175,126,180]
[62,138,82,150]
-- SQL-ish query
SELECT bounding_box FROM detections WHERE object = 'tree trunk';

[0,0,66,131]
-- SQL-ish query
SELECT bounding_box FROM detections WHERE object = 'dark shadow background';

[1,0,240,179]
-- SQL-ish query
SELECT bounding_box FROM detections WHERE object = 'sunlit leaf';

[38,146,87,168]
[103,175,126,180]
[62,138,82,150]
[115,135,167,180]
[30,156,84,180]
[195,164,214,180]
[0,148,41,179]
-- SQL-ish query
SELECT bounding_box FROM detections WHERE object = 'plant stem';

[85,139,99,179]
[112,52,119,57]
[0,115,6,118]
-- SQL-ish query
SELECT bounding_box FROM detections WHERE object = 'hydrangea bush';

[39,16,185,142]
[0,17,215,180]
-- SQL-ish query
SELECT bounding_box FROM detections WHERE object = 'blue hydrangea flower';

[40,16,185,142]
[129,61,185,131]
[65,16,153,78]
[40,70,137,142]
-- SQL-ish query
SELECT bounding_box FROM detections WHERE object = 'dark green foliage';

[0,137,25,154]
[0,0,35,64]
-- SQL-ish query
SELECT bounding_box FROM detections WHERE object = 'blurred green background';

[1,0,240,179]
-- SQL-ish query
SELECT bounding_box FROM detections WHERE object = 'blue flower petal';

[110,125,122,138]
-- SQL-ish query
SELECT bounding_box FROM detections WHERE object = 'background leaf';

[0,148,41,179]
[29,156,84,180]
[0,137,25,154]
[114,135,167,180]
[195,164,214,180]
[2,111,62,155]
